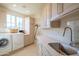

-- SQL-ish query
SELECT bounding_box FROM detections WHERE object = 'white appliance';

[12,33,24,51]
[0,33,12,55]
[0,29,24,55]
[67,20,79,43]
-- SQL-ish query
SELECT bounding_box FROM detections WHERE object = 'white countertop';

[37,35,63,56]
[37,34,79,56]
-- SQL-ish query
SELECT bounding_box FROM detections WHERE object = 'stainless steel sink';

[70,43,79,48]
[48,43,77,55]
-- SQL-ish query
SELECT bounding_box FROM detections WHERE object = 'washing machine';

[0,33,12,55]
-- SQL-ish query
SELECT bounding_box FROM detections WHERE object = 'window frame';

[6,14,30,35]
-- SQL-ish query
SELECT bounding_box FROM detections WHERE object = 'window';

[25,17,30,34]
[6,14,30,35]
[7,14,23,30]
[7,14,16,29]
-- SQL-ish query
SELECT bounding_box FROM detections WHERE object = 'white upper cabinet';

[41,3,79,28]
[41,4,52,28]
[57,3,63,14]
[51,3,63,21]
[51,3,58,21]
[51,3,79,21]
[46,4,52,28]
[63,3,79,14]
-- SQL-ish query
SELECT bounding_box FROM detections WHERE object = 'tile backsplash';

[39,28,71,44]
[39,13,79,45]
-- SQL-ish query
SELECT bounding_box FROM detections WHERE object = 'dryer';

[0,33,12,55]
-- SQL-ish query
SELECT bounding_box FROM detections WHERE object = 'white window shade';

[16,17,23,30]
[7,14,11,28]
[7,14,16,29]
[11,16,16,28]
[25,17,30,35]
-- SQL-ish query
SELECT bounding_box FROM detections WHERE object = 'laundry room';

[0,3,36,56]
[1,3,79,56]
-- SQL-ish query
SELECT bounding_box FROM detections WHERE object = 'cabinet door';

[41,4,52,28]
[41,45,52,56]
[57,3,63,14]
[12,34,24,50]
[37,43,42,56]
[63,3,79,14]
[43,5,47,28]
[51,3,63,21]
[51,3,58,20]
[46,4,52,28]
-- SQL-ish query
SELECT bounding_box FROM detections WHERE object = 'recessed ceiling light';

[13,4,16,7]
[26,10,30,13]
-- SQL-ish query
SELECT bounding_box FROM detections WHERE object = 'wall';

[0,7,35,46]
[0,7,26,28]
[38,11,79,44]
[35,4,51,28]
[61,12,79,28]
[60,12,79,43]
[37,5,79,44]
[0,7,6,28]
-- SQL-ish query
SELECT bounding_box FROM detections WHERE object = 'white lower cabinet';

[12,33,24,51]
[37,42,52,56]
[36,36,62,56]
[41,45,52,56]
[37,41,42,56]
[38,43,62,56]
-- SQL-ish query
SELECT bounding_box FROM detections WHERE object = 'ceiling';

[0,3,46,18]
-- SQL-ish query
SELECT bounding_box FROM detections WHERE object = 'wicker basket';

[10,29,18,33]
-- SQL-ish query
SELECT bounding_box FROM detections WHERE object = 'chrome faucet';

[63,27,73,45]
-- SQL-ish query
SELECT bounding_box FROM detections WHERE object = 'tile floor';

[11,44,38,56]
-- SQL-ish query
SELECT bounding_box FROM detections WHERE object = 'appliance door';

[0,34,12,55]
